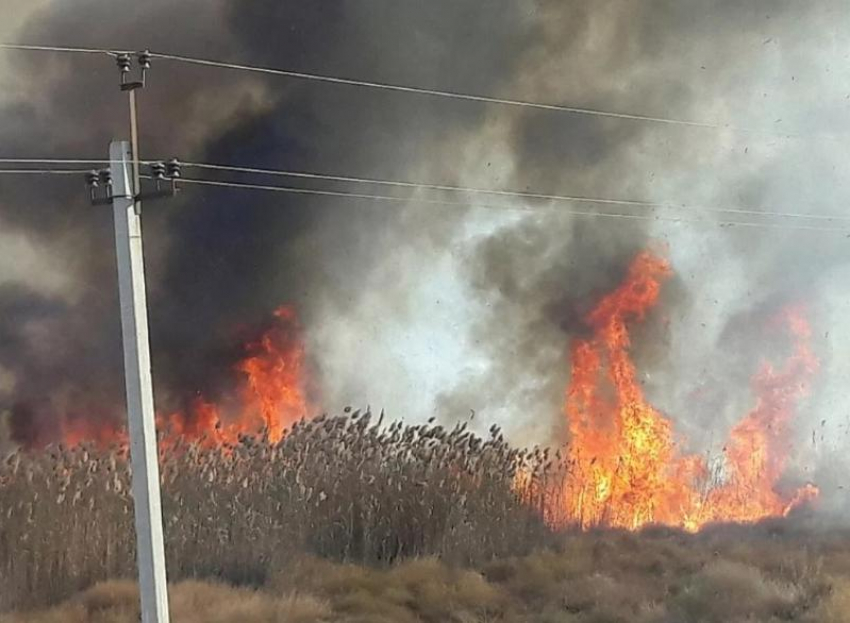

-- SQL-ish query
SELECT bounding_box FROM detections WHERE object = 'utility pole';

[109,139,170,623]
[117,51,147,215]
[86,52,180,623]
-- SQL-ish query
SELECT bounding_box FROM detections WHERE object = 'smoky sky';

[0,0,541,443]
[1,0,849,501]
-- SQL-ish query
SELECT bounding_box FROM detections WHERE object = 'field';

[2,412,849,622]
[5,528,850,623]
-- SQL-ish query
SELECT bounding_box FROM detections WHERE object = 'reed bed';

[0,411,554,611]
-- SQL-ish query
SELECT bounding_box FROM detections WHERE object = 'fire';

[235,306,309,443]
[559,251,818,531]
[38,255,819,534]
[61,413,129,449]
[160,305,313,446]
[49,304,313,450]
[695,305,819,527]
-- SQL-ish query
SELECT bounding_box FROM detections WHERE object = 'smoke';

[1,0,849,521]
[434,0,850,452]
[0,0,537,442]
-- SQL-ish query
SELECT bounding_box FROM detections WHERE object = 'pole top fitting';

[116,54,132,74]
[138,50,152,69]
[117,51,148,91]
[150,162,167,181]
[166,158,181,179]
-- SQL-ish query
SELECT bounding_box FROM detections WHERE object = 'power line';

[0,168,89,174]
[173,176,850,234]
[0,43,125,56]
[4,160,850,224]
[1,166,848,231]
[180,161,850,223]
[150,52,747,133]
[0,42,784,135]
[0,158,109,165]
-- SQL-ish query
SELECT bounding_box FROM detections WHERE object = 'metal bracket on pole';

[86,159,181,207]
[117,50,151,91]
[115,51,152,215]
[110,140,170,623]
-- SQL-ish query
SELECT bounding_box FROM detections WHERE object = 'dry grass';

[813,577,850,623]
[0,580,331,623]
[6,530,850,623]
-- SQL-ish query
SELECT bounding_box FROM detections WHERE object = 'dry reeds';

[0,411,553,611]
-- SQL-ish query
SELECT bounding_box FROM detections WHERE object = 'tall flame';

[160,305,312,446]
[49,304,313,450]
[560,251,818,531]
[235,306,309,443]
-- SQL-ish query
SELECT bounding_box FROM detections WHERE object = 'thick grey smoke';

[426,1,850,518]
[0,0,536,442]
[432,2,849,436]
[1,0,849,520]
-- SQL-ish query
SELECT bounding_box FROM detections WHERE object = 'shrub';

[672,560,804,623]
[4,535,848,623]
[0,580,331,623]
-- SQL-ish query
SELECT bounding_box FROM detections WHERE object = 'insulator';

[116,54,132,74]
[85,170,99,188]
[98,169,112,186]
[150,161,167,181]
[165,158,181,179]
[137,50,152,69]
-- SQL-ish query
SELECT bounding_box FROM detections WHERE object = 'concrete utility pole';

[86,52,179,623]
[109,139,170,623]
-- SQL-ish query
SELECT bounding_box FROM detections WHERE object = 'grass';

[0,580,331,623]
[5,530,850,622]
[2,411,847,621]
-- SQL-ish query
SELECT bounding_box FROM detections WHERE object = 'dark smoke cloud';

[0,0,537,444]
[1,0,849,508]
[0,0,270,443]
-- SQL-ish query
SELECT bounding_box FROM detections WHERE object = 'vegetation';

[0,412,552,611]
[5,528,850,622]
[0,412,13,457]
[2,411,849,621]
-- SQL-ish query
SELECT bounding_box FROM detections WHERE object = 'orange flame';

[559,251,818,531]
[56,304,313,450]
[61,414,128,449]
[235,306,309,443]
[160,305,312,446]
